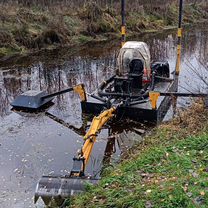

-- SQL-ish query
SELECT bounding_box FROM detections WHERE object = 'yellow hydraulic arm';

[82,107,116,164]
[73,84,87,102]
[70,107,116,177]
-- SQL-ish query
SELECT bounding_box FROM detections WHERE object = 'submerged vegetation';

[70,101,208,207]
[0,0,208,57]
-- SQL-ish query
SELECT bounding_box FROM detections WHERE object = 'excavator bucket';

[34,175,99,206]
[11,85,85,111]
[11,90,53,111]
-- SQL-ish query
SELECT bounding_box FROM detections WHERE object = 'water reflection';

[1,26,207,118]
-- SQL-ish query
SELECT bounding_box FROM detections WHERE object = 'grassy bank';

[0,1,208,58]
[70,101,208,208]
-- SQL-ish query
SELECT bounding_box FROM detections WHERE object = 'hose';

[98,72,156,103]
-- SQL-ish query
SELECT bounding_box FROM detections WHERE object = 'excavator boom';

[82,107,116,164]
[35,107,116,206]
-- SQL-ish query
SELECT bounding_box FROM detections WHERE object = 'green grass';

[70,104,208,208]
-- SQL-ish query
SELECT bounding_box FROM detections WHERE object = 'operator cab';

[114,41,170,94]
[114,41,151,93]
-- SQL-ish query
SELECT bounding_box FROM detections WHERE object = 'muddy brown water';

[0,24,208,208]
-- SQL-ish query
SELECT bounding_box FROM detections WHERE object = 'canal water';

[0,25,207,207]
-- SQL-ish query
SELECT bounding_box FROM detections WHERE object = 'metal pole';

[121,0,126,47]
[159,92,208,97]
[41,87,74,100]
[175,0,183,75]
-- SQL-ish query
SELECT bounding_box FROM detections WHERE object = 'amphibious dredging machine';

[12,41,177,206]
[11,0,186,206]
[81,41,176,123]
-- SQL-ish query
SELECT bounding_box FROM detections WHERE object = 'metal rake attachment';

[35,175,98,206]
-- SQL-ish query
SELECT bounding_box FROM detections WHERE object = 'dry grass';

[121,99,208,162]
[0,1,207,57]
[162,99,208,137]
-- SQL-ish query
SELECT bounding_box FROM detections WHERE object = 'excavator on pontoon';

[10,0,199,207]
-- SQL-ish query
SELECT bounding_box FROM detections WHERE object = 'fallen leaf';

[145,201,153,208]
[200,191,205,196]
[169,195,173,199]
[146,189,152,194]
[183,186,188,192]
[192,172,199,178]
